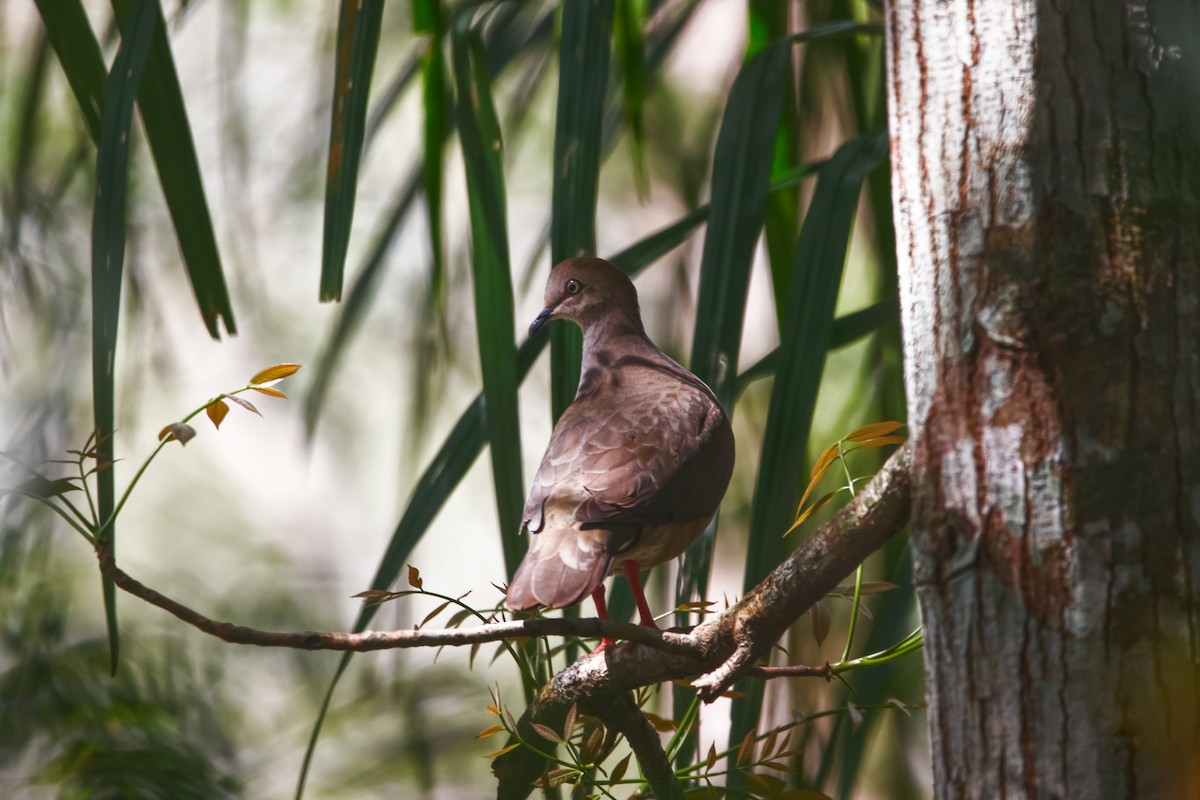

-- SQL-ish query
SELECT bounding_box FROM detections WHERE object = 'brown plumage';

[506,257,735,627]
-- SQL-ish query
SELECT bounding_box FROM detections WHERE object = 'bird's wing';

[522,375,729,535]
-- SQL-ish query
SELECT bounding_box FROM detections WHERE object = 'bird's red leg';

[624,561,658,628]
[591,584,616,651]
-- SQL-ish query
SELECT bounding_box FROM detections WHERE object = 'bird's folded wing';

[522,381,727,534]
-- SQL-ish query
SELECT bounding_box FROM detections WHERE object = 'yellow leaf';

[407,564,424,590]
[206,399,229,430]
[483,743,519,759]
[484,705,500,715]
[252,386,288,399]
[844,420,905,442]
[249,363,301,385]
[476,725,504,739]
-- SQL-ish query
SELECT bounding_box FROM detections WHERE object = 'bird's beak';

[529,305,555,336]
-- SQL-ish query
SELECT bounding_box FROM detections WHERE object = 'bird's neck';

[579,312,648,366]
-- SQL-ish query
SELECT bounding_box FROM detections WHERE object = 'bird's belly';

[610,517,709,572]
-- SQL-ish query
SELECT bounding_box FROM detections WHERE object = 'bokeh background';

[0,1,927,797]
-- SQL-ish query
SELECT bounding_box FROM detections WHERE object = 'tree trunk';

[885,1,1200,797]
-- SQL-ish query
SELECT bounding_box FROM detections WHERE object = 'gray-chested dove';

[506,257,734,640]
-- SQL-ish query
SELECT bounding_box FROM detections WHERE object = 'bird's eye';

[565,278,582,295]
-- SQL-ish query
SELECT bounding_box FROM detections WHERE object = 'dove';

[506,257,734,644]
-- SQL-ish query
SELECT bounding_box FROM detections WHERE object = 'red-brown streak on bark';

[911,0,938,301]
[959,0,978,222]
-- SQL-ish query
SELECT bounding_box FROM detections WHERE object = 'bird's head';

[529,257,643,337]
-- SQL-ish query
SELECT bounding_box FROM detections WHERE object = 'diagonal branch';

[493,445,911,798]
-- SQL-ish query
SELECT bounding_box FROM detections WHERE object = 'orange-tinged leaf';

[483,742,520,759]
[580,724,605,763]
[484,704,500,715]
[532,767,575,788]
[610,753,631,784]
[420,600,452,628]
[762,725,780,760]
[225,394,262,417]
[446,608,473,628]
[736,730,755,767]
[845,420,905,442]
[206,399,229,429]
[795,443,840,521]
[157,422,197,446]
[352,589,395,604]
[784,489,839,537]
[744,771,786,797]
[252,386,288,399]
[530,723,563,744]
[250,363,301,385]
[407,564,424,590]
[832,581,899,597]
[476,724,504,739]
[811,600,831,646]
[563,703,578,740]
[809,442,840,482]
[706,742,718,771]
[846,434,907,451]
[644,712,678,732]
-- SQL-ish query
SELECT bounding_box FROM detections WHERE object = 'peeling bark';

[886,0,1200,797]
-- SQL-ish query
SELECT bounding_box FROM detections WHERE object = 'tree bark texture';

[886,1,1200,797]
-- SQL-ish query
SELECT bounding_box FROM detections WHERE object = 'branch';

[493,445,911,798]
[581,694,682,800]
[94,542,696,653]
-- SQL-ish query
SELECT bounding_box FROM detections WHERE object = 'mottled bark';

[886,1,1200,797]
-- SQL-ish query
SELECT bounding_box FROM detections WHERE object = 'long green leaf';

[548,0,613,420]
[92,0,157,678]
[320,0,385,302]
[452,18,525,576]
[614,0,647,191]
[749,0,801,316]
[413,0,448,316]
[727,129,888,771]
[32,0,105,141]
[672,34,791,667]
[108,0,236,338]
[7,32,51,254]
